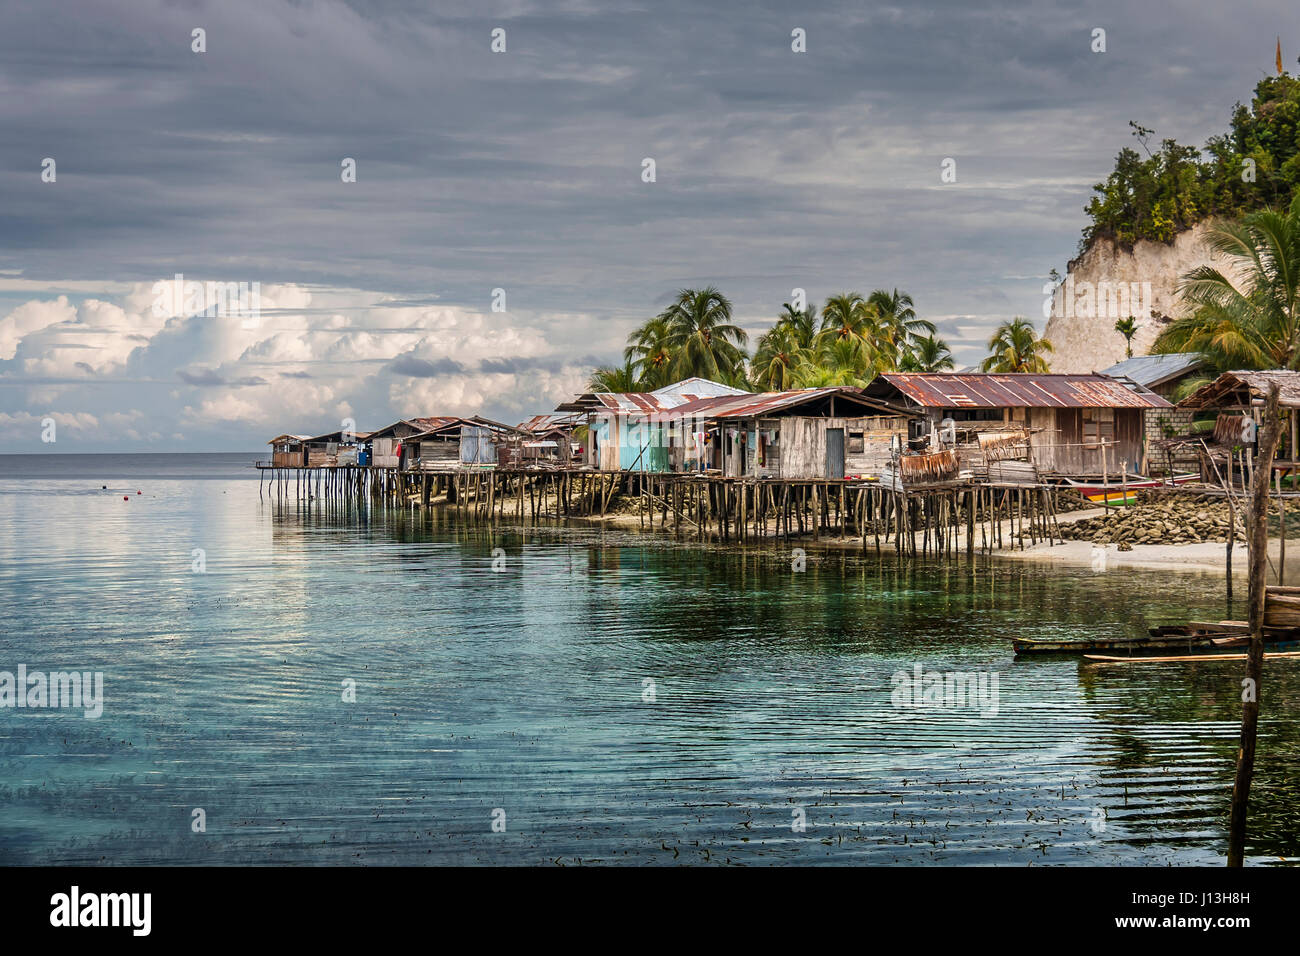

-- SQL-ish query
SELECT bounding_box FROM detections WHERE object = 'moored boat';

[1058,472,1199,505]
[1012,625,1300,656]
[1084,646,1300,664]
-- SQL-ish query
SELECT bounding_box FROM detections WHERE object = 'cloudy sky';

[1,0,1293,451]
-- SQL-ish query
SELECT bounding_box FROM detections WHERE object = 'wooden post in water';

[1228,382,1282,867]
[1277,468,1286,585]
[1226,485,1237,604]
[1102,442,1110,513]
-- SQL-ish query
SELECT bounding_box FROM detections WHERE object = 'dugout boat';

[1012,625,1299,657]
[1057,472,1199,506]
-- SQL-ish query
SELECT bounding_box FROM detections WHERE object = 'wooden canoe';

[1084,648,1300,664]
[1016,636,1209,655]
[1013,628,1299,656]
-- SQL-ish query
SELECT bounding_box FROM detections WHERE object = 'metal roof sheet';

[302,429,372,444]
[658,387,913,420]
[1100,353,1204,388]
[267,434,313,444]
[555,378,752,414]
[519,413,577,432]
[869,373,1171,409]
[367,416,462,439]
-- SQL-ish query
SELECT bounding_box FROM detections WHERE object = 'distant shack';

[303,428,371,467]
[267,434,312,468]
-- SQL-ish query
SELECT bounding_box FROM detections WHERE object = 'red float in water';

[123,496,129,501]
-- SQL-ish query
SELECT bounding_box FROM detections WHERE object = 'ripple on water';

[0,470,1297,865]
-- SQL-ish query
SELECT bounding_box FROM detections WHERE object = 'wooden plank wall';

[1026,407,1144,475]
[757,415,909,479]
[372,436,400,469]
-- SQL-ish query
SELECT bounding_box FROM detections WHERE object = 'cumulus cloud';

[0,278,601,449]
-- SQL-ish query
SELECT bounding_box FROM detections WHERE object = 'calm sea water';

[1,453,1297,865]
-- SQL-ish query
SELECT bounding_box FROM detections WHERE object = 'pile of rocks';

[1059,493,1251,546]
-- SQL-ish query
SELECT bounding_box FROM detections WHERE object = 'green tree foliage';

[980,317,1054,373]
[900,334,956,372]
[658,286,750,386]
[867,288,937,360]
[599,288,949,394]
[623,316,675,390]
[1114,316,1139,358]
[1084,75,1300,248]
[1154,195,1300,369]
[752,302,816,390]
[587,358,639,392]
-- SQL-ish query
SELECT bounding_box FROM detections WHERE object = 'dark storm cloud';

[387,355,466,377]
[1,0,1295,448]
[177,368,268,387]
[7,0,1289,317]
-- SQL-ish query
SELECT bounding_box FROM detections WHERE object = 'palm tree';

[777,300,817,346]
[752,305,816,391]
[624,316,675,390]
[901,334,956,372]
[659,286,749,384]
[817,293,868,342]
[980,317,1054,372]
[814,293,880,358]
[588,359,639,392]
[868,288,935,362]
[794,337,875,387]
[1114,316,1140,358]
[1154,196,1300,369]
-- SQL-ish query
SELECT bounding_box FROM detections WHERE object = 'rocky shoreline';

[1059,492,1250,548]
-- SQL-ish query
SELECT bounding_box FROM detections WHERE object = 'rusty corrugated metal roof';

[871,373,1171,409]
[661,386,912,420]
[555,378,751,414]
[367,416,462,439]
[520,413,577,432]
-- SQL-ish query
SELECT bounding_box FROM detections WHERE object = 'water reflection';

[0,479,1295,864]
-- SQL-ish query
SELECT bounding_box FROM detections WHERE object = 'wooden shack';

[554,377,752,472]
[1177,370,1300,477]
[400,416,524,471]
[367,417,459,469]
[499,415,575,468]
[302,428,371,467]
[667,387,916,479]
[863,372,1171,478]
[267,434,311,467]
